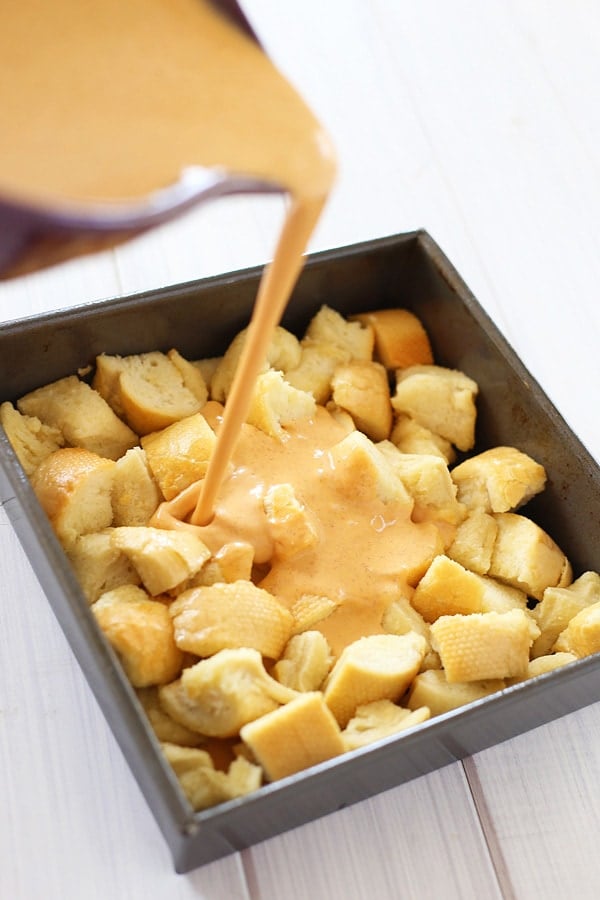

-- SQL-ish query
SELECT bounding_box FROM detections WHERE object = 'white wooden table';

[2,2,600,897]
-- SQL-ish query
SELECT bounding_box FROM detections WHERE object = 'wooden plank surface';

[1,2,600,897]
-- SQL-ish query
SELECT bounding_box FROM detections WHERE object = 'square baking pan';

[2,230,600,873]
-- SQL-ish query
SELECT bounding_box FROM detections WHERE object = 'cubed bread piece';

[166,349,208,405]
[141,412,216,500]
[446,509,498,574]
[553,601,600,657]
[159,649,296,738]
[430,609,540,682]
[67,530,140,604]
[285,341,348,404]
[136,687,206,747]
[391,365,478,452]
[92,585,183,687]
[381,593,432,644]
[451,446,546,513]
[110,526,211,595]
[18,375,137,459]
[376,443,466,525]
[290,594,341,634]
[303,305,374,361]
[169,580,294,659]
[507,652,578,684]
[532,571,600,657]
[323,632,427,727]
[30,447,116,548]
[406,669,505,716]
[330,360,392,442]
[341,699,430,751]
[0,401,65,475]
[350,308,434,369]
[192,356,221,395]
[210,325,301,402]
[240,692,344,781]
[390,414,455,464]
[328,431,412,506]
[264,483,318,559]
[247,369,316,440]
[111,446,162,525]
[488,512,572,601]
[190,541,255,587]
[162,743,262,811]
[273,631,333,692]
[94,351,202,435]
[411,555,487,622]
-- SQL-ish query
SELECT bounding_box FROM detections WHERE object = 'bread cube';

[350,308,433,369]
[377,443,465,525]
[159,648,296,738]
[328,431,411,506]
[323,632,427,727]
[430,609,540,682]
[0,401,64,475]
[162,743,262,810]
[264,483,318,559]
[391,365,478,452]
[303,305,374,361]
[451,446,546,513]
[241,692,345,781]
[331,360,392,442]
[390,414,455,464]
[18,375,137,459]
[94,351,202,435]
[110,526,211,595]
[285,341,348,404]
[211,325,301,402]
[488,512,572,601]
[67,530,140,604]
[136,687,205,747]
[31,447,116,548]
[166,349,208,405]
[92,585,183,687]
[553,601,600,657]
[141,412,216,500]
[507,652,577,684]
[169,580,294,659]
[273,631,333,692]
[112,446,162,525]
[532,571,600,657]
[247,369,316,440]
[446,509,498,574]
[406,669,505,716]
[341,700,430,751]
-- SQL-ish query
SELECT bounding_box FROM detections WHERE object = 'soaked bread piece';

[141,412,216,500]
[18,375,137,459]
[67,530,140,604]
[0,401,64,475]
[210,325,301,403]
[406,669,506,716]
[532,571,600,657]
[451,446,546,513]
[112,446,162,525]
[341,700,430,751]
[162,742,262,810]
[273,631,333,692]
[331,360,392,442]
[110,525,211,595]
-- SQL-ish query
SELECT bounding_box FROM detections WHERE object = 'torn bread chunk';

[446,509,498,575]
[67,530,140,604]
[377,443,466,525]
[323,632,427,727]
[285,341,349,405]
[389,414,455,464]
[93,351,202,435]
[159,648,297,738]
[532,571,600,657]
[553,601,600,658]
[210,325,302,403]
[141,412,216,500]
[406,669,505,716]
[264,483,318,559]
[30,447,116,548]
[331,360,392,442]
[290,594,341,634]
[169,580,294,659]
[328,431,412,506]
[112,446,162,526]
[341,700,430,751]
[162,743,262,811]
[273,631,333,692]
[110,526,211,595]
[430,609,540,682]
[246,369,316,440]
[240,691,344,781]
[350,308,433,369]
[391,364,478,452]
[166,349,208,405]
[0,401,64,475]
[18,375,137,460]
[303,304,374,361]
[136,687,206,748]
[451,446,546,513]
[507,652,578,684]
[190,541,255,587]
[488,512,572,601]
[92,585,183,687]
